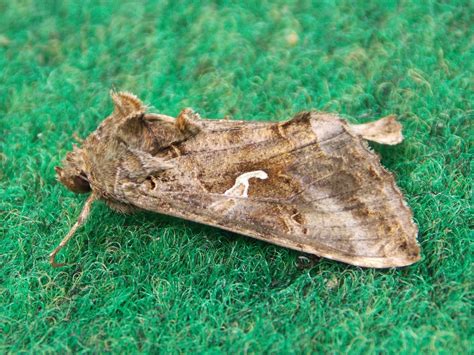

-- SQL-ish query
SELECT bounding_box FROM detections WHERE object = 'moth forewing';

[52,92,420,268]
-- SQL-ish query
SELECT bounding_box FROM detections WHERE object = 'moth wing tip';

[348,114,404,145]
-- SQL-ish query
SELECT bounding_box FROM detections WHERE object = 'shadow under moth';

[52,91,420,268]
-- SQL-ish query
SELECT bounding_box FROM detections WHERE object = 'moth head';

[55,145,91,194]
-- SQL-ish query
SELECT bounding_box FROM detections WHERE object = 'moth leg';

[49,193,96,268]
[106,199,137,214]
[176,108,201,135]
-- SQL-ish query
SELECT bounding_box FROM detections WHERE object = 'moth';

[52,91,420,268]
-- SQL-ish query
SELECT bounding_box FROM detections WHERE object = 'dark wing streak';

[142,119,164,152]
[206,131,347,172]
[306,219,398,229]
[180,139,281,160]
[122,184,417,265]
[247,130,348,164]
[164,126,353,186]
[278,145,386,203]
[260,139,319,163]
[290,187,361,204]
[137,188,346,205]
[172,122,347,161]
[317,130,348,145]
[322,238,380,242]
[322,198,401,213]
[138,185,397,211]
[217,140,320,170]
[137,187,400,227]
[140,191,397,258]
[198,123,270,133]
[128,187,361,251]
[285,172,336,201]
[177,135,281,157]
[195,121,272,132]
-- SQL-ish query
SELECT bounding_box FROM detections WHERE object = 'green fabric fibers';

[0,1,472,353]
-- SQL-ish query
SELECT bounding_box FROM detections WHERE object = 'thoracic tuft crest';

[110,90,146,116]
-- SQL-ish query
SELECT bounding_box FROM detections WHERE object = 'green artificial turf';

[1,0,472,353]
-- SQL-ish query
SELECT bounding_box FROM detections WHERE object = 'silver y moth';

[52,91,420,268]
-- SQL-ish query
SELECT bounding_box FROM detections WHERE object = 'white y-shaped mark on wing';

[224,170,268,198]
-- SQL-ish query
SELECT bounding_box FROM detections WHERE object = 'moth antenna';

[49,193,97,268]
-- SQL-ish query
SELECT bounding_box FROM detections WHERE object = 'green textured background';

[1,1,472,353]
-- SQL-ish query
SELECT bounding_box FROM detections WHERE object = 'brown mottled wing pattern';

[119,112,419,268]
